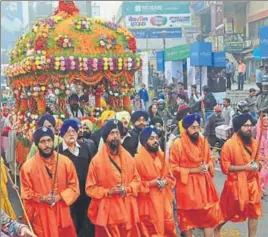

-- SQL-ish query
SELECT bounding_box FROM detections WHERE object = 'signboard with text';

[165,44,190,61]
[260,26,268,58]
[122,2,190,15]
[125,14,191,29]
[156,51,165,72]
[212,52,226,67]
[131,28,182,39]
[190,42,212,66]
[224,33,245,53]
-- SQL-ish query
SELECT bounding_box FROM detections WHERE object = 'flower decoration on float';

[99,35,117,50]
[55,35,74,48]
[74,17,92,31]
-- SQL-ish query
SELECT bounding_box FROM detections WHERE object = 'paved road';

[8,167,268,237]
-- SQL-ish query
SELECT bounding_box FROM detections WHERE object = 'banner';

[122,2,190,15]
[164,61,172,85]
[131,28,182,39]
[190,42,212,66]
[171,61,183,83]
[165,44,190,61]
[125,14,191,29]
[260,26,268,59]
[212,52,226,67]
[156,51,165,72]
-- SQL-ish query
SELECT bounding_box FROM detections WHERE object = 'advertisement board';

[171,61,184,83]
[125,14,191,29]
[212,52,226,67]
[260,26,268,59]
[224,33,245,53]
[165,44,190,61]
[122,2,190,15]
[131,28,182,39]
[156,51,165,72]
[190,42,212,67]
[1,1,23,64]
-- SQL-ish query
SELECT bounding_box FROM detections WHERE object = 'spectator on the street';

[202,86,217,121]
[204,105,225,147]
[237,59,246,91]
[138,84,149,110]
[148,104,160,120]
[222,98,235,127]
[226,59,233,90]
[245,88,258,120]
[157,99,173,124]
[189,85,202,113]
[231,62,236,84]
[256,65,264,96]
[132,92,145,111]
[177,82,189,104]
[176,94,188,111]
[256,80,268,113]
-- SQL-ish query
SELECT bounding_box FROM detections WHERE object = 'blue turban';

[37,114,56,127]
[102,119,124,141]
[33,126,54,146]
[131,110,149,124]
[140,126,159,146]
[233,113,253,132]
[182,113,201,129]
[60,119,79,137]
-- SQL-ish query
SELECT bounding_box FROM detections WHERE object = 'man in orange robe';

[170,114,223,237]
[20,127,80,237]
[135,126,177,237]
[215,114,263,237]
[86,119,141,237]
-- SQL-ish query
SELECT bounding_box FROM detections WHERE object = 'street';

[8,165,268,237]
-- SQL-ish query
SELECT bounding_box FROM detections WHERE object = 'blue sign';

[191,1,210,14]
[260,26,268,59]
[190,42,212,66]
[253,48,261,60]
[156,51,165,72]
[212,52,226,67]
[131,28,182,39]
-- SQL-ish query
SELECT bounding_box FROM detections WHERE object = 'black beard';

[146,143,159,153]
[108,140,120,151]
[83,131,91,139]
[238,130,252,145]
[187,131,199,143]
[38,147,54,159]
[122,127,128,137]
[135,125,145,132]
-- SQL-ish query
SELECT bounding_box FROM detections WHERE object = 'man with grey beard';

[215,113,263,237]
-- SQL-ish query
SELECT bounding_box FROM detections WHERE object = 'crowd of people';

[0,78,268,237]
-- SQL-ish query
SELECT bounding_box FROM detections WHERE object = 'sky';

[95,1,122,20]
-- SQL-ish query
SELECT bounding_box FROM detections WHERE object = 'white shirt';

[62,141,81,156]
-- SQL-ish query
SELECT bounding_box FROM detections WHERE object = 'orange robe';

[169,132,223,232]
[135,147,177,237]
[20,152,80,237]
[220,133,263,222]
[86,144,141,237]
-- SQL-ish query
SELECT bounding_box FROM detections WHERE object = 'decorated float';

[4,0,141,134]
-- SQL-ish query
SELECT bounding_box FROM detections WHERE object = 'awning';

[241,48,253,54]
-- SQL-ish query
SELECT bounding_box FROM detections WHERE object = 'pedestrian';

[157,99,174,124]
[245,88,258,121]
[237,60,246,91]
[189,85,202,113]
[254,113,268,196]
[231,62,236,84]
[85,119,141,237]
[148,104,160,120]
[1,157,16,220]
[222,98,235,127]
[149,116,165,152]
[202,86,217,121]
[204,106,225,147]
[1,209,37,237]
[58,119,95,236]
[20,127,79,237]
[138,84,149,110]
[123,110,149,156]
[256,79,268,113]
[177,82,189,104]
[67,93,85,118]
[27,114,63,159]
[132,92,145,111]
[256,65,264,96]
[170,114,223,237]
[225,59,233,90]
[135,126,177,237]
[215,114,263,237]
